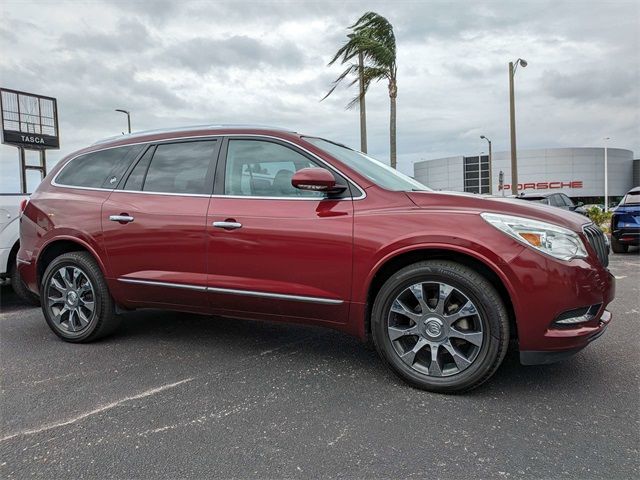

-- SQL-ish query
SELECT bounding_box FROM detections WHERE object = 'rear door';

[102,139,220,309]
[205,137,354,325]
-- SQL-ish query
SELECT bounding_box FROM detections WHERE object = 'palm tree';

[323,12,398,168]
[322,31,370,153]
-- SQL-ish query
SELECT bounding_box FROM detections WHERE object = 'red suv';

[17,126,614,392]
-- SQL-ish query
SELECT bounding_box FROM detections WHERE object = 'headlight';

[481,213,587,261]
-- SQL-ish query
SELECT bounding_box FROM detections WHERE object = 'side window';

[224,140,334,198]
[124,146,154,191]
[561,194,574,207]
[549,195,562,207]
[141,141,216,194]
[56,145,143,189]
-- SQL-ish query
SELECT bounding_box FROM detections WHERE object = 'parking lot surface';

[1,253,638,479]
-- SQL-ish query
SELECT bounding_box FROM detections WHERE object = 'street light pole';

[604,137,610,211]
[480,135,492,194]
[509,58,527,196]
[115,109,131,134]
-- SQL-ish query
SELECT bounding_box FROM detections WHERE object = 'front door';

[205,137,354,326]
[102,139,220,309]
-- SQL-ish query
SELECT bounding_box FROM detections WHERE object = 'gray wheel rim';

[387,281,484,377]
[46,266,96,334]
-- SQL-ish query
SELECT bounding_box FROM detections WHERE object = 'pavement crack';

[0,377,194,443]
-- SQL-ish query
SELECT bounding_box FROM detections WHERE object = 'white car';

[0,193,36,302]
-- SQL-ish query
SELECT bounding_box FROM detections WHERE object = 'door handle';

[109,214,135,223]
[213,221,242,230]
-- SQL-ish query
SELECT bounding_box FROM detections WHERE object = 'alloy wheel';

[387,281,484,377]
[46,266,96,334]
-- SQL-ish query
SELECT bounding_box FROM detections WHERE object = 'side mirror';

[576,201,584,207]
[291,168,346,195]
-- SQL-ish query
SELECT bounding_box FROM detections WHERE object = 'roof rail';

[93,124,295,145]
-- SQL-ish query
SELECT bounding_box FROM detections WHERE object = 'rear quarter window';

[55,145,143,189]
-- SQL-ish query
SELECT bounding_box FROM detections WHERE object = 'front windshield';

[304,137,431,192]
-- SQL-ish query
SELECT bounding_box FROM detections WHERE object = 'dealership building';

[413,147,638,202]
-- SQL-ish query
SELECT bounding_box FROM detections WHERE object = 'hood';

[406,190,590,231]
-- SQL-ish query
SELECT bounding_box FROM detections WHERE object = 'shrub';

[586,206,612,230]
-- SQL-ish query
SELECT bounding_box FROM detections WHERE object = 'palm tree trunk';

[389,78,397,169]
[358,51,367,153]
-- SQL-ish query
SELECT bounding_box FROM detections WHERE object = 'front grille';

[583,224,609,268]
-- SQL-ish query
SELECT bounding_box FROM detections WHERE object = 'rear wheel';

[371,260,509,393]
[40,252,120,342]
[610,236,628,253]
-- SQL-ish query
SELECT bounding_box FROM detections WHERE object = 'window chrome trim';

[51,134,366,200]
[117,278,343,304]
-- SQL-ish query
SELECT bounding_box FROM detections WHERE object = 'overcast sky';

[1,0,638,192]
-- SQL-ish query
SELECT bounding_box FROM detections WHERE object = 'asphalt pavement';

[1,252,638,479]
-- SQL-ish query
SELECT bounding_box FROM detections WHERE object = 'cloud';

[59,18,154,54]
[0,0,638,194]
[160,35,307,74]
[542,68,639,103]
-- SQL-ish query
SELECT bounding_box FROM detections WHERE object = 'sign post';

[1,88,60,193]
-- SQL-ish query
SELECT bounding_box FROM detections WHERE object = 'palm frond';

[323,11,397,105]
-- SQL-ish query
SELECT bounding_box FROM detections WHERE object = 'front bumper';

[520,310,611,365]
[506,242,615,364]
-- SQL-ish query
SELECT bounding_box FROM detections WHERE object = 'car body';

[17,126,614,392]
[515,192,588,216]
[0,193,35,300]
[610,186,640,253]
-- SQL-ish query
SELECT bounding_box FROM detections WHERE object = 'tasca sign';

[1,130,59,148]
[0,88,59,150]
[499,181,583,191]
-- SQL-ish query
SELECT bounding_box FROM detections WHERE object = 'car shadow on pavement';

[0,285,28,313]
[106,307,609,397]
[1,284,612,397]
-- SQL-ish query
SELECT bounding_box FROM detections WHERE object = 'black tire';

[610,236,628,254]
[40,251,120,342]
[371,260,509,393]
[9,259,40,306]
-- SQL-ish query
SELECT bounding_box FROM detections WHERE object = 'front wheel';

[371,260,509,393]
[40,251,120,342]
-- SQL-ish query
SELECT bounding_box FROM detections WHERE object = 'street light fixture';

[480,135,493,194]
[509,58,527,196]
[115,109,131,134]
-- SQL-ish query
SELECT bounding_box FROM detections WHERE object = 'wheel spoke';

[408,284,429,313]
[59,268,73,289]
[391,298,421,322]
[388,324,419,341]
[72,268,82,289]
[435,284,454,315]
[51,277,66,293]
[399,338,428,366]
[77,308,90,326]
[443,341,472,371]
[81,300,94,313]
[55,305,69,323]
[444,299,477,324]
[428,344,443,376]
[48,296,64,307]
[449,328,483,347]
[67,310,77,332]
